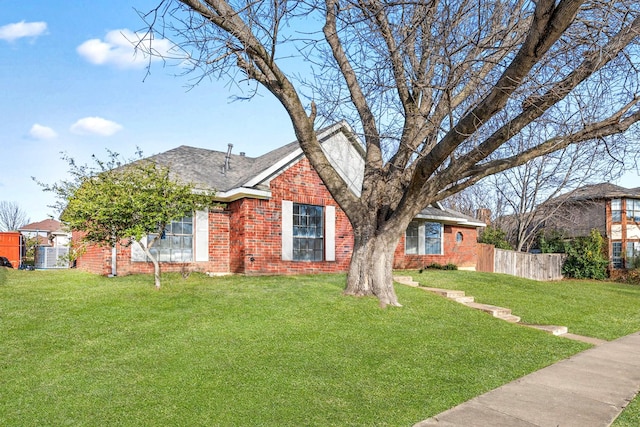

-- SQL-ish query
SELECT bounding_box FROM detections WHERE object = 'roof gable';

[147,121,365,200]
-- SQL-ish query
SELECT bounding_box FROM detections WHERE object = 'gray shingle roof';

[146,141,300,192]
[551,183,640,202]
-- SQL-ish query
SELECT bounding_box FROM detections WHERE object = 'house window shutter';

[195,209,209,262]
[131,239,147,262]
[282,200,293,261]
[325,205,336,261]
[418,222,426,255]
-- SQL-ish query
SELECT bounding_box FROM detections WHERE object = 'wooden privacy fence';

[477,243,566,281]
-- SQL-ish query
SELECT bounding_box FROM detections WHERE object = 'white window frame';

[405,221,443,255]
[131,214,199,263]
[282,201,335,262]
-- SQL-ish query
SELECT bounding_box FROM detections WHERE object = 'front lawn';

[406,269,640,340]
[1,269,634,426]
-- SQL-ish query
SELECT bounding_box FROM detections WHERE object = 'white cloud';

[70,117,123,136]
[28,124,58,140]
[77,29,176,69]
[0,21,47,42]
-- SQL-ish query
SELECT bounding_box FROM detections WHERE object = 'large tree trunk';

[344,226,402,307]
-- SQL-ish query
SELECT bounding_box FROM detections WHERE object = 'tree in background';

[141,0,640,305]
[39,151,214,289]
[487,121,627,252]
[0,201,30,232]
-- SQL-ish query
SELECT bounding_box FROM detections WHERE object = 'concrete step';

[393,276,420,287]
[421,287,467,299]
[464,302,512,318]
[451,295,475,303]
[522,324,568,336]
[499,314,522,323]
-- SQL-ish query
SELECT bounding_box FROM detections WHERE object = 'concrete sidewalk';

[415,331,640,427]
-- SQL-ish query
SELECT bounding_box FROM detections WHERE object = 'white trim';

[414,213,486,228]
[195,209,209,262]
[325,206,336,262]
[281,200,293,261]
[243,121,363,190]
[418,223,426,255]
[213,188,272,202]
[244,149,303,188]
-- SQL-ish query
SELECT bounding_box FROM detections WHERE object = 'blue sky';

[1,0,294,222]
[1,1,638,223]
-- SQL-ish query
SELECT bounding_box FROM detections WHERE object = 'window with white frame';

[612,241,623,269]
[626,199,640,222]
[148,216,194,262]
[611,199,622,222]
[405,222,419,254]
[425,222,442,255]
[281,201,335,262]
[293,203,324,261]
[404,221,442,255]
[626,241,640,269]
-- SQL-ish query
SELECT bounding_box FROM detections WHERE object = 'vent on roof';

[222,143,233,175]
[240,152,245,157]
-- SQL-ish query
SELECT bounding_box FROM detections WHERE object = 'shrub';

[478,226,513,250]
[419,262,458,271]
[615,269,640,285]
[562,229,609,280]
[538,230,568,254]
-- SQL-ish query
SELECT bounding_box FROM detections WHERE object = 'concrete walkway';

[414,331,640,426]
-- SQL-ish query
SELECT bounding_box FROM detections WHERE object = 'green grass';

[406,269,640,340]
[0,269,636,426]
[614,395,640,427]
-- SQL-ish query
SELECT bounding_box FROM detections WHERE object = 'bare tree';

[142,0,640,306]
[487,123,626,251]
[0,201,30,232]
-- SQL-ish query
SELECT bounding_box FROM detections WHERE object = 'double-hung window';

[425,222,442,255]
[627,242,640,269]
[293,204,324,261]
[404,221,443,255]
[612,241,623,269]
[626,199,640,222]
[148,216,194,262]
[611,199,622,222]
[405,222,419,254]
[282,201,335,262]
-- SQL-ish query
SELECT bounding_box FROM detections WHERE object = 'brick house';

[74,122,485,276]
[538,183,640,270]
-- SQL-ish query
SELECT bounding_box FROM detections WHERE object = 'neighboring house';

[74,122,485,276]
[19,219,71,269]
[538,183,640,269]
[19,219,71,247]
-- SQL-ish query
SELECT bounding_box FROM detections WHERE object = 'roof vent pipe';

[222,143,233,175]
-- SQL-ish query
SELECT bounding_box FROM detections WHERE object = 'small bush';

[420,262,458,271]
[614,269,640,285]
[562,229,609,280]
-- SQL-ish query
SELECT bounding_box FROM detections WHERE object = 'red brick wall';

[74,208,231,276]
[74,156,479,276]
[72,232,112,275]
[230,157,354,274]
[393,225,479,269]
